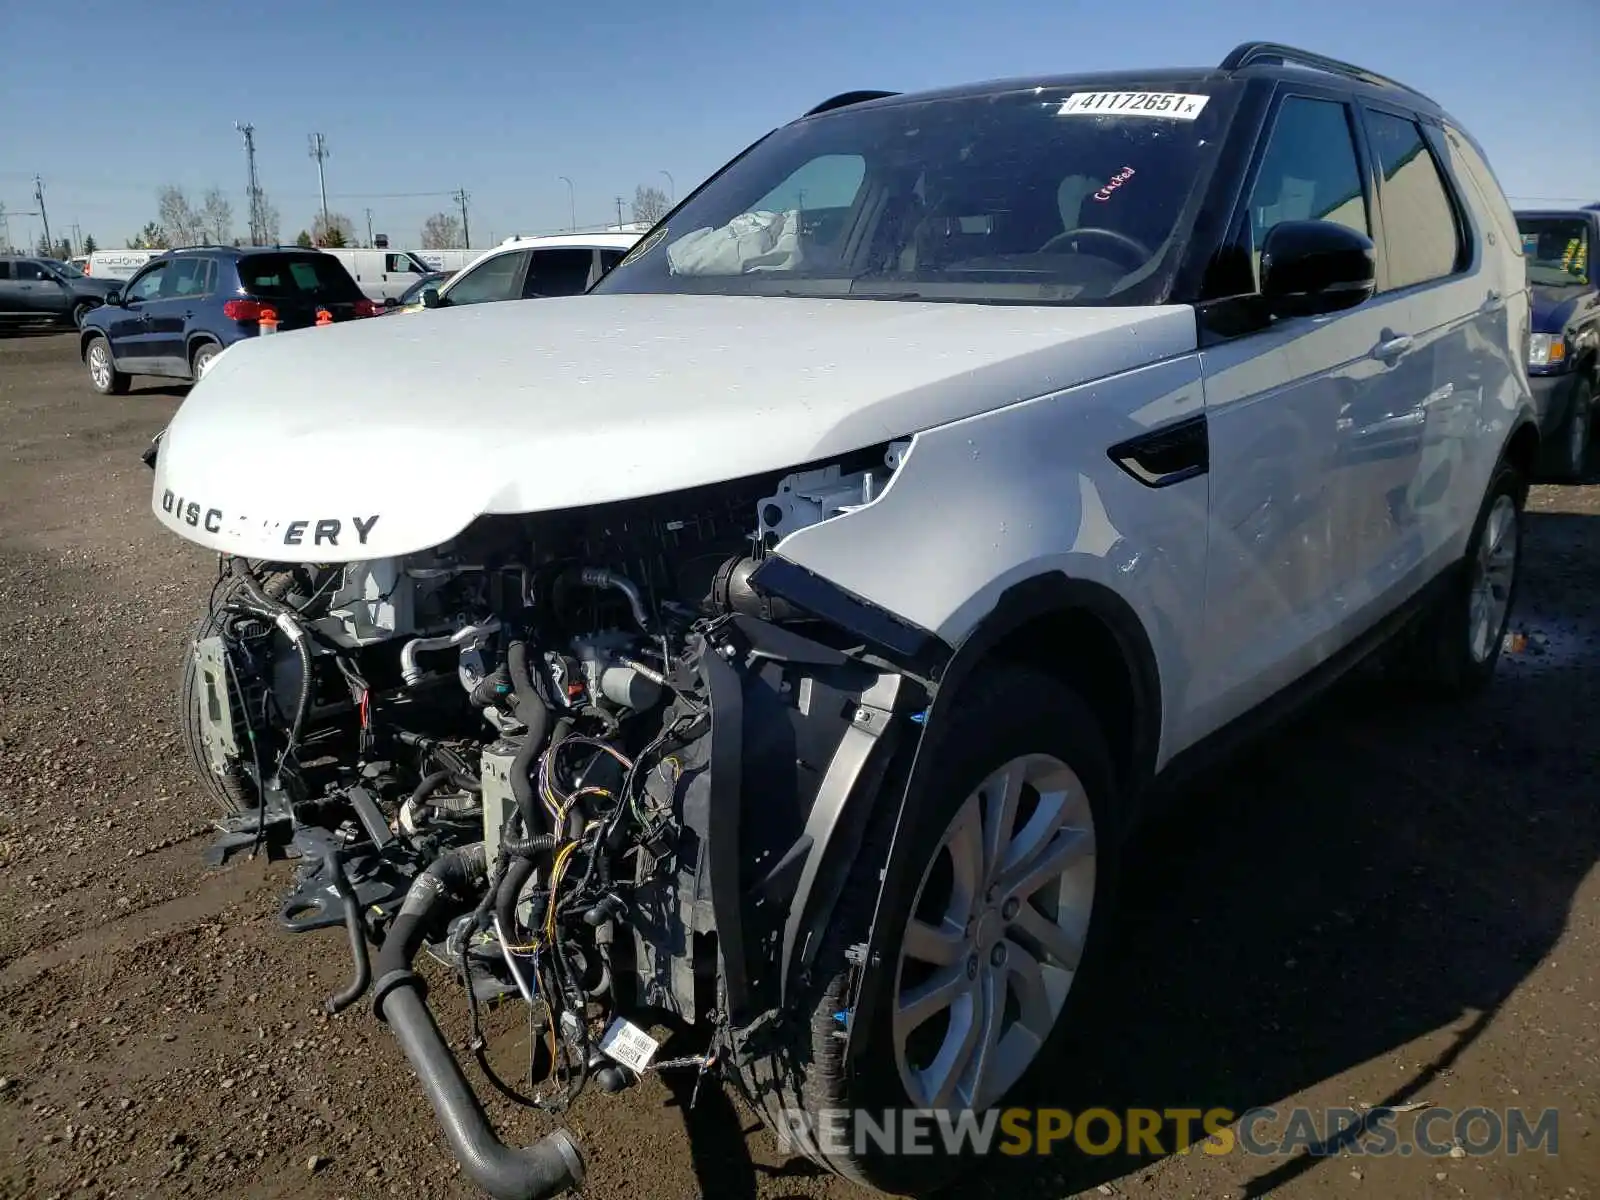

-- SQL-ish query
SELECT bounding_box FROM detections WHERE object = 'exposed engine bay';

[186,442,928,1199]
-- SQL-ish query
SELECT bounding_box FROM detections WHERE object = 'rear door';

[1193,88,1420,740]
[237,252,366,328]
[521,247,599,298]
[109,260,171,368]
[144,256,213,374]
[1355,104,1483,579]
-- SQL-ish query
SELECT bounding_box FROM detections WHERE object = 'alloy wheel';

[1468,493,1518,664]
[892,752,1096,1113]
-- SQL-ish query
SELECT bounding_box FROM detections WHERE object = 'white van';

[319,249,435,302]
[87,249,164,280]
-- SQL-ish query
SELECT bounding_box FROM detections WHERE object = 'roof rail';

[1219,41,1436,106]
[803,89,899,117]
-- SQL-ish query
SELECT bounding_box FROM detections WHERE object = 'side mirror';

[104,288,123,305]
[420,287,441,308]
[1260,220,1376,319]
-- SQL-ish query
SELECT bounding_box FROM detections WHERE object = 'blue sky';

[1,0,1593,252]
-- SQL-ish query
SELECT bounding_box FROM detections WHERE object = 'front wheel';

[84,335,129,395]
[744,665,1116,1194]
[70,301,93,329]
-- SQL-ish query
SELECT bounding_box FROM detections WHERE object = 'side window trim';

[1358,102,1472,293]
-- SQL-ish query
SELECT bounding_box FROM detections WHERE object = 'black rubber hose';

[371,843,585,1200]
[229,559,314,759]
[323,850,371,1015]
[506,640,551,840]
[409,769,454,811]
[495,853,539,950]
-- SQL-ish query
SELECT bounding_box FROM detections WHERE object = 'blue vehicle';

[1514,205,1599,479]
[79,245,380,395]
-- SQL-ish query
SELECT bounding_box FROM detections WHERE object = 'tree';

[127,222,168,250]
[36,232,51,256]
[295,229,314,248]
[420,212,462,249]
[200,188,233,245]
[82,234,97,255]
[632,184,669,226]
[54,238,72,260]
[312,211,355,248]
[157,185,207,247]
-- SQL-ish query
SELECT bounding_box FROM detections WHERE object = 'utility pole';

[236,122,265,245]
[615,195,625,227]
[70,223,82,256]
[34,176,53,257]
[365,208,374,247]
[453,187,471,249]
[660,170,675,204]
[308,132,331,238]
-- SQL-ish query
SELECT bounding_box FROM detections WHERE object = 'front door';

[10,259,72,319]
[1189,90,1423,744]
[143,256,212,374]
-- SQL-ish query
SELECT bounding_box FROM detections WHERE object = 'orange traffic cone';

[315,308,332,326]
[259,307,279,335]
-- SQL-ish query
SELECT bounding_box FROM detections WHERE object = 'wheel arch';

[838,570,1161,1072]
[186,332,221,366]
[1503,411,1541,488]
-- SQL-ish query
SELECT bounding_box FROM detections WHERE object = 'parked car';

[1514,205,1599,479]
[384,269,454,311]
[318,248,438,303]
[404,231,640,312]
[0,254,121,328]
[80,245,380,394]
[148,43,1537,1200]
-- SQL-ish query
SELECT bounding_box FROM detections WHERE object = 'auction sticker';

[1058,92,1210,120]
[599,1017,661,1072]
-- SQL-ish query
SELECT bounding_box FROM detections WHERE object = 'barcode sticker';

[1058,92,1210,120]
[599,1018,661,1073]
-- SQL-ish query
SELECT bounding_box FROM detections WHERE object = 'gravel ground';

[1,329,1596,1200]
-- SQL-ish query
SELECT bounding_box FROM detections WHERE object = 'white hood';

[152,293,1196,561]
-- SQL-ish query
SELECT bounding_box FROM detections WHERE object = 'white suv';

[149,42,1536,1200]
[407,230,641,311]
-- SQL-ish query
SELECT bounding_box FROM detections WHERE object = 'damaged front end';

[182,443,937,1200]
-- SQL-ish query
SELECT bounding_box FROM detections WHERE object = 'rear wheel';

[743,665,1116,1194]
[85,335,129,395]
[190,340,220,379]
[1400,458,1525,696]
[1555,377,1593,482]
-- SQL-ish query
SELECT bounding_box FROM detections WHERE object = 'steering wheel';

[1038,226,1152,269]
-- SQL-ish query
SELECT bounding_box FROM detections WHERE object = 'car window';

[0,262,10,281]
[1243,96,1369,291]
[125,263,169,301]
[1516,216,1591,287]
[598,249,627,274]
[594,81,1242,306]
[238,253,362,300]
[446,250,528,305]
[163,257,210,298]
[1365,109,1465,291]
[523,248,595,298]
[14,260,53,282]
[386,253,423,274]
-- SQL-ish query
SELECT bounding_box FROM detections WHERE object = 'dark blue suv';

[80,245,379,395]
[1514,205,1599,479]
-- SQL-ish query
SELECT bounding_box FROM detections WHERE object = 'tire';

[177,570,297,815]
[70,301,93,329]
[1401,457,1525,696]
[742,664,1118,1194]
[84,335,130,396]
[1554,376,1593,482]
[190,340,220,379]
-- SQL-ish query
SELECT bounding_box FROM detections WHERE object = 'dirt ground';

[0,329,1596,1200]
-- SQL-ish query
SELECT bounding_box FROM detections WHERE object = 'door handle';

[1108,413,1210,488]
[1373,332,1412,362]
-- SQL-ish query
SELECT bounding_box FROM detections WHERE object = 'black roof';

[797,41,1447,123]
[159,243,332,256]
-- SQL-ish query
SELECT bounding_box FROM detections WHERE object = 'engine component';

[756,440,909,544]
[402,617,503,687]
[569,631,663,711]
